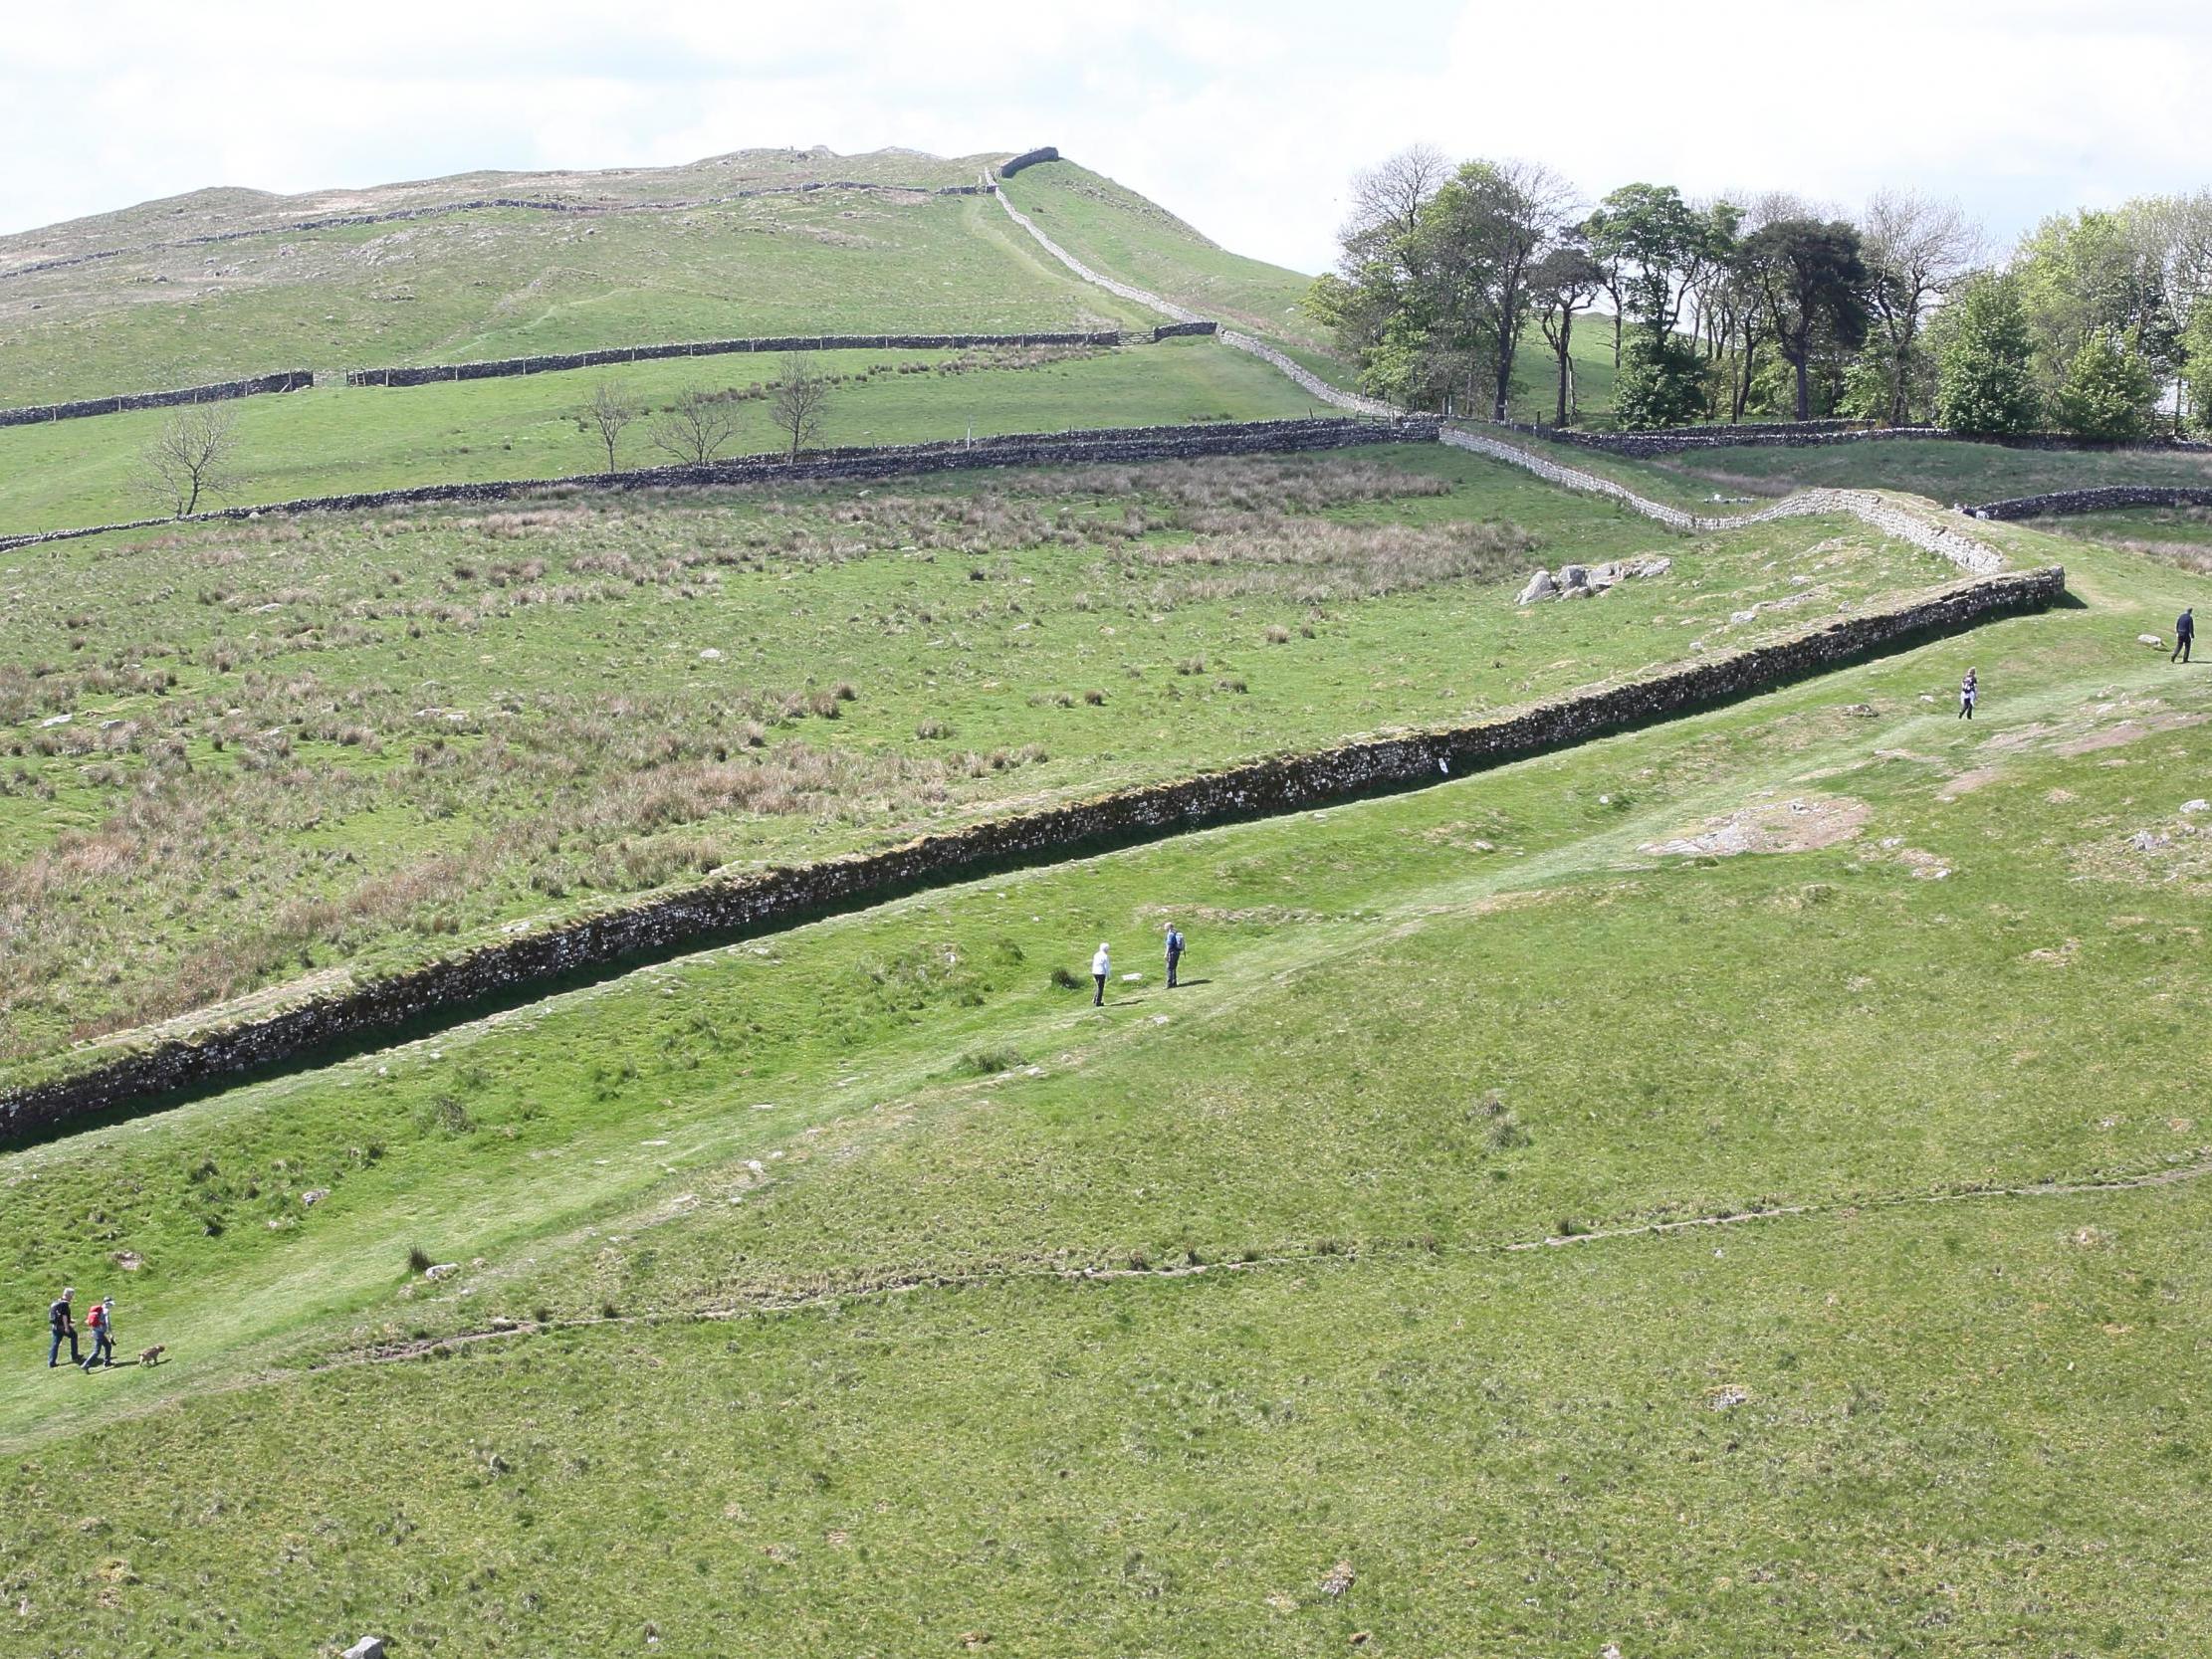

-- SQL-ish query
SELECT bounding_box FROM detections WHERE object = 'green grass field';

[0,338,1317,534]
[3,504,2206,1653]
[1646,437,2212,504]
[2,443,1961,1073]
[10,141,2212,1659]
[995,157,1620,424]
[1,182,1148,406]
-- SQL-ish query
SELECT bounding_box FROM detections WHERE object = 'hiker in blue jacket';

[2176,607,2195,664]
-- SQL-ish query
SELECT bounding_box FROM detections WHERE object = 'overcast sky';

[7,0,2211,272]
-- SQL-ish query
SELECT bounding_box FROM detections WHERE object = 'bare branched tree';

[1863,190,1984,423]
[647,386,743,467]
[1342,143,1451,245]
[770,353,832,462]
[137,404,242,518]
[583,380,640,471]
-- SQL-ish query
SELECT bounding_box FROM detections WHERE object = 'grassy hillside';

[1,161,1146,405]
[991,158,1621,424]
[1647,436,2212,503]
[1,445,1955,1072]
[4,512,2206,1653]
[996,158,1325,347]
[0,338,1314,534]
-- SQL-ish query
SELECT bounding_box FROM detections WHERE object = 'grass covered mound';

[0,516,2204,1653]
[1644,436,2212,505]
[0,446,1963,1071]
[0,178,1144,406]
[0,338,1315,536]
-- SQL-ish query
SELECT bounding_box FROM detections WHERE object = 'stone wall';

[0,370,314,428]
[0,559,2065,1138]
[994,186,1208,323]
[996,147,1060,176]
[1968,485,2212,520]
[346,332,1127,388]
[1438,427,2007,574]
[1152,321,1218,340]
[1490,417,2212,460]
[0,416,1437,554]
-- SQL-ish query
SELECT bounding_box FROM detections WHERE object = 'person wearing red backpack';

[81,1298,114,1370]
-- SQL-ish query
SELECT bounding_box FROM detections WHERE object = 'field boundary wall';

[0,415,1436,553]
[344,331,1128,388]
[0,371,313,428]
[0,559,2066,1136]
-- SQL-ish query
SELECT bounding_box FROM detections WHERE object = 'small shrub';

[1049,965,1082,991]
[915,718,951,739]
[406,1244,434,1274]
[1082,688,1105,706]
[1265,625,1291,644]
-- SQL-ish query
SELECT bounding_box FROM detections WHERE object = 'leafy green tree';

[1587,183,1727,367]
[2181,308,2212,436]
[1613,326,1708,428]
[1934,275,2043,434]
[1741,219,1872,421]
[2015,207,2176,404]
[2051,333,2159,440]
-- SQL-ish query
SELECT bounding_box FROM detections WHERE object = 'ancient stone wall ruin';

[1968,485,2212,520]
[0,560,2065,1138]
[1438,427,2007,574]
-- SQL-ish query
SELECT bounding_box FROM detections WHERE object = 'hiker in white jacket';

[1090,941,1110,1006]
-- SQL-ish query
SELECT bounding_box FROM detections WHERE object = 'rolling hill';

[5,138,2210,1659]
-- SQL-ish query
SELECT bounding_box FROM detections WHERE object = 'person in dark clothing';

[1164,924,1185,988]
[1958,667,1977,720]
[2176,608,2195,664]
[47,1288,79,1368]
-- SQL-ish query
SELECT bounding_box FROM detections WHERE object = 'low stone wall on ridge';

[0,558,2066,1139]
[0,415,1436,554]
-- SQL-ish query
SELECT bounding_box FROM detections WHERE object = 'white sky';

[6,0,2211,273]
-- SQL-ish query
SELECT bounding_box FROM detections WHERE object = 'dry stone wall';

[1968,485,2212,520]
[347,331,1127,388]
[996,147,1060,176]
[0,560,2065,1138]
[1438,427,2007,575]
[1493,417,2212,460]
[0,370,313,428]
[0,416,1437,554]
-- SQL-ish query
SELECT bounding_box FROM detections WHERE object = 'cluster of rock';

[1516,556,1672,604]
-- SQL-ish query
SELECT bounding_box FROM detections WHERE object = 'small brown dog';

[137,1345,165,1367]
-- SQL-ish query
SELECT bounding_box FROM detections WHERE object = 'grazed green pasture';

[0,338,1312,535]
[2,518,2206,1655]
[2,446,1956,1071]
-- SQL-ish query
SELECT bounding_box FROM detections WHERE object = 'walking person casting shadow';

[1091,940,1111,1007]
[2176,607,2195,665]
[1958,666,1978,721]
[47,1287,80,1368]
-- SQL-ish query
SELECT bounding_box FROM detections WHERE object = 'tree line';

[1308,145,2212,440]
